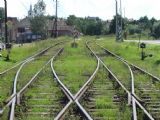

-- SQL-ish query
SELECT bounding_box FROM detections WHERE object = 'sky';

[0,0,160,20]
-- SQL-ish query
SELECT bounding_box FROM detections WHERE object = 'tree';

[33,0,46,16]
[138,16,151,30]
[153,23,160,39]
[0,7,5,20]
[150,17,157,33]
[66,15,103,35]
[66,15,77,26]
[0,7,5,39]
[30,0,47,38]
[85,18,103,35]
[109,15,124,34]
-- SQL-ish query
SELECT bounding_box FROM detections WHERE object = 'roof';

[17,17,30,28]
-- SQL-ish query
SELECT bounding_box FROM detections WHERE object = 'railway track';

[97,43,160,120]
[51,41,135,119]
[1,38,159,120]
[0,42,65,120]
[0,41,65,75]
[133,67,160,120]
[87,41,159,120]
[0,42,64,105]
[0,46,54,107]
[53,42,97,95]
[80,68,132,120]
[51,42,99,119]
[15,60,67,120]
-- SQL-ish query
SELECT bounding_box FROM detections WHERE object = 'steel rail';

[86,42,134,120]
[0,41,64,75]
[9,58,34,120]
[71,43,100,120]
[74,54,99,100]
[95,43,137,120]
[0,46,51,75]
[95,43,155,120]
[0,48,64,117]
[97,43,160,82]
[87,41,134,119]
[51,48,75,120]
[75,100,93,120]
[51,45,99,120]
[133,97,154,120]
[51,53,74,100]
[17,48,64,105]
[0,42,64,112]
[0,46,51,114]
[86,41,131,101]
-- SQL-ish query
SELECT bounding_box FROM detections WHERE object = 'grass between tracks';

[80,68,132,119]
[53,39,97,94]
[94,36,160,92]
[15,65,66,120]
[88,41,131,90]
[90,36,160,119]
[0,37,67,72]
[96,36,160,78]
[0,37,68,107]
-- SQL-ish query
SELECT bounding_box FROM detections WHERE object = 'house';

[16,17,33,43]
[7,17,19,42]
[0,17,19,42]
[47,19,75,37]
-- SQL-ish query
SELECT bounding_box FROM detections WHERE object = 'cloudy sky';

[0,0,160,20]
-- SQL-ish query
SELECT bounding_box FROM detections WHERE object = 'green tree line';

[66,15,160,39]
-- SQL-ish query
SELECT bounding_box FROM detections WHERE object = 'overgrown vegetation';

[66,15,104,35]
[54,39,96,94]
[80,68,132,119]
[88,41,131,90]
[0,37,66,72]
[96,36,160,78]
[0,37,67,107]
[15,65,66,120]
[66,14,160,40]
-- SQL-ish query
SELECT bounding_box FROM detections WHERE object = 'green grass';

[0,108,9,120]
[89,36,160,119]
[15,65,65,120]
[53,39,97,94]
[0,37,69,72]
[95,36,160,92]
[88,41,131,90]
[96,36,160,78]
[0,37,68,107]
[81,68,132,119]
[0,67,18,106]
[17,45,63,91]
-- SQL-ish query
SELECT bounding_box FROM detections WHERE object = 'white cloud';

[0,0,160,20]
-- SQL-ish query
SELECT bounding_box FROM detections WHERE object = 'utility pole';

[120,0,123,41]
[115,0,118,41]
[4,0,10,60]
[4,0,8,46]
